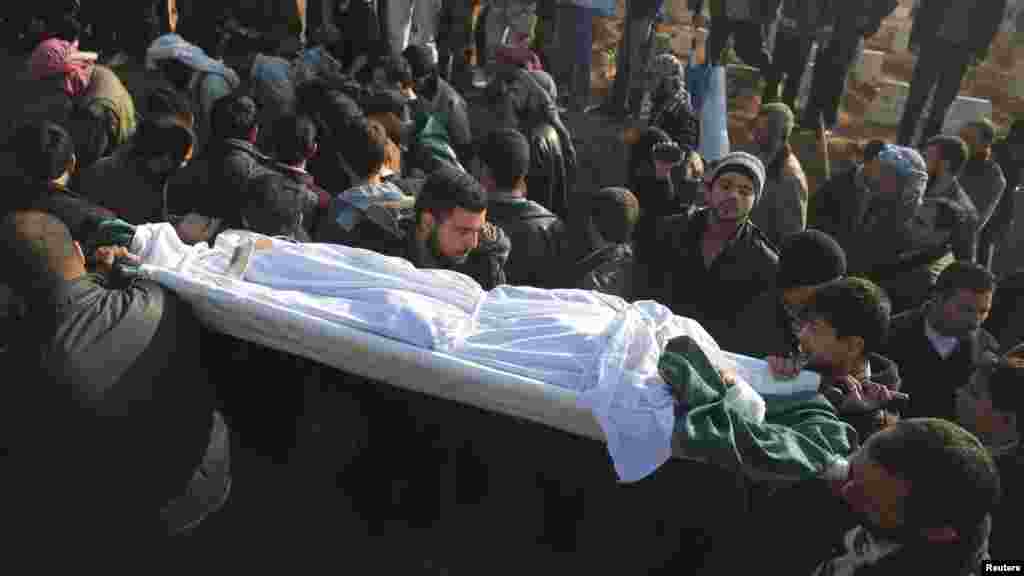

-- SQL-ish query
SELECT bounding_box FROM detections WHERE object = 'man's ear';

[922,525,959,544]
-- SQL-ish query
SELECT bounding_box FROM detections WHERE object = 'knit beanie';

[777,230,847,290]
[709,151,766,204]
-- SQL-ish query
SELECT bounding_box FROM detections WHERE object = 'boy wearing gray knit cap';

[641,151,779,344]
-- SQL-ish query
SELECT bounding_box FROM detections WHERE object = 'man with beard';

[346,164,510,289]
[960,120,1008,271]
[747,103,809,248]
[646,151,778,343]
[921,135,980,263]
[883,261,1001,422]
[769,276,905,440]
[721,418,1001,575]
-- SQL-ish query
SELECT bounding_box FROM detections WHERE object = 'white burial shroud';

[130,224,819,482]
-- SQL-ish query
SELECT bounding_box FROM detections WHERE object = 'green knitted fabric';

[660,348,857,480]
[85,219,137,255]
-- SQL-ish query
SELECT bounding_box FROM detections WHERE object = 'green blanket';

[661,345,857,481]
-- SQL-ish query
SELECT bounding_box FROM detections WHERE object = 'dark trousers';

[805,26,862,129]
[706,17,771,70]
[763,28,813,111]
[897,38,972,147]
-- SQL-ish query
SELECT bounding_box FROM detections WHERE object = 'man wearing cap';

[477,129,568,289]
[646,151,779,343]
[721,229,847,359]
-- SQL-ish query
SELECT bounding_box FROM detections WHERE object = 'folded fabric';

[661,343,857,481]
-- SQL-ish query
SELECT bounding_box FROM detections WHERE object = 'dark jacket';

[573,243,636,300]
[959,157,1006,235]
[79,148,167,225]
[811,164,871,251]
[832,0,897,36]
[883,305,1000,422]
[990,139,1021,244]
[722,288,800,358]
[647,207,779,343]
[909,0,1006,57]
[4,274,217,535]
[167,138,276,230]
[321,203,512,290]
[689,0,782,23]
[487,193,568,288]
[3,181,115,243]
[529,122,572,222]
[275,163,330,238]
[778,0,834,34]
[818,352,903,441]
[991,450,1022,562]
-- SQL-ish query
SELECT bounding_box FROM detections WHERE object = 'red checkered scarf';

[29,38,96,98]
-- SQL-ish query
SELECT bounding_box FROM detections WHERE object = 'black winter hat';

[777,230,847,290]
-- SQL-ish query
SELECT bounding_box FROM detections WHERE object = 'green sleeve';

[661,348,857,481]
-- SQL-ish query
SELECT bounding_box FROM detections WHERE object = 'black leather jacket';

[168,138,276,229]
[487,194,568,288]
[528,122,571,221]
[5,274,218,531]
[574,243,635,299]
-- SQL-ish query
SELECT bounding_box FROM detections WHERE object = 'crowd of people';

[0,2,1022,574]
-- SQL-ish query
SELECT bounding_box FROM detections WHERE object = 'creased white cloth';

[131,224,769,482]
[145,34,241,90]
